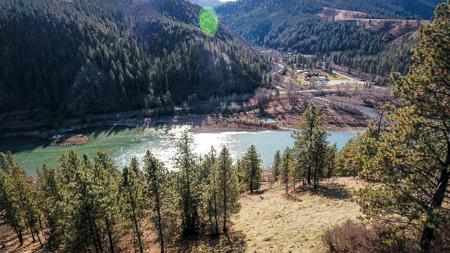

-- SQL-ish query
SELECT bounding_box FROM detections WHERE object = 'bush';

[322,220,418,253]
[323,220,378,253]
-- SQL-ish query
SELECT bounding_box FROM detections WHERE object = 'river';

[0,126,359,176]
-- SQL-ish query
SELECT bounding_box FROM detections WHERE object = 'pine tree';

[0,152,43,247]
[174,131,201,235]
[217,146,238,233]
[93,152,122,253]
[243,145,262,193]
[37,164,63,251]
[355,3,450,251]
[281,148,291,194]
[293,105,329,188]
[121,158,146,253]
[203,147,220,235]
[325,144,337,178]
[144,151,167,253]
[271,150,281,182]
[0,153,25,246]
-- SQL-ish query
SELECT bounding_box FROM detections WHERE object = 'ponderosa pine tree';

[93,152,122,253]
[325,144,337,179]
[355,3,450,252]
[59,151,103,252]
[0,153,25,246]
[217,146,239,233]
[293,105,329,188]
[243,145,262,193]
[121,158,147,253]
[203,148,220,235]
[281,148,291,194]
[37,165,63,251]
[52,151,122,252]
[272,150,281,182]
[0,152,42,247]
[144,151,168,253]
[174,131,201,235]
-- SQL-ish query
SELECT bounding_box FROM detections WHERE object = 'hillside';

[217,0,443,78]
[0,0,269,120]
[0,177,365,253]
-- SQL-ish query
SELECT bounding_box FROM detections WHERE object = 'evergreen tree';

[293,106,329,188]
[0,152,43,247]
[243,145,262,193]
[217,146,239,233]
[271,150,281,181]
[203,148,220,235]
[121,158,146,253]
[37,165,63,251]
[281,148,291,194]
[93,152,122,253]
[0,153,25,246]
[144,151,168,253]
[325,144,337,179]
[355,3,450,251]
[174,131,201,235]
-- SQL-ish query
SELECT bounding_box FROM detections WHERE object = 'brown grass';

[232,177,364,253]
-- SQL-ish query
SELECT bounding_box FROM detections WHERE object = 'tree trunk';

[249,169,254,193]
[223,169,228,233]
[13,226,23,246]
[285,177,288,195]
[128,187,143,253]
[88,214,101,253]
[420,167,449,252]
[213,189,219,235]
[35,228,43,248]
[88,209,103,253]
[307,166,311,185]
[208,200,214,234]
[105,218,115,253]
[29,225,36,242]
[154,187,165,253]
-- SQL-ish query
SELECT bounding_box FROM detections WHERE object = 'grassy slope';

[233,177,363,252]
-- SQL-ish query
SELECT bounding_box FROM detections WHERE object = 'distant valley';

[217,0,444,80]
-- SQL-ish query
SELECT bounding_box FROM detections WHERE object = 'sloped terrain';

[0,0,269,120]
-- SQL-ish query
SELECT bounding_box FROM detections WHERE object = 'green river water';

[0,126,359,176]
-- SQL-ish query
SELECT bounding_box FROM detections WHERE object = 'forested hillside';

[0,0,269,118]
[217,0,443,78]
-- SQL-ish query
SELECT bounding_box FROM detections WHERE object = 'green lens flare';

[199,9,219,37]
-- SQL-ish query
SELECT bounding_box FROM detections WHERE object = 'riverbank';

[0,91,375,139]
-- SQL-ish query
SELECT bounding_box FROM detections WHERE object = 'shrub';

[322,220,418,253]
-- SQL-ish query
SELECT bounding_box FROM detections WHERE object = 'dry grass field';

[232,177,364,253]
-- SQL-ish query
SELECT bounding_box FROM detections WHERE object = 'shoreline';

[0,118,366,141]
[1,94,373,139]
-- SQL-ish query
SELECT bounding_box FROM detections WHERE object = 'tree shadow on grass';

[173,231,247,253]
[310,183,352,200]
[292,182,352,200]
